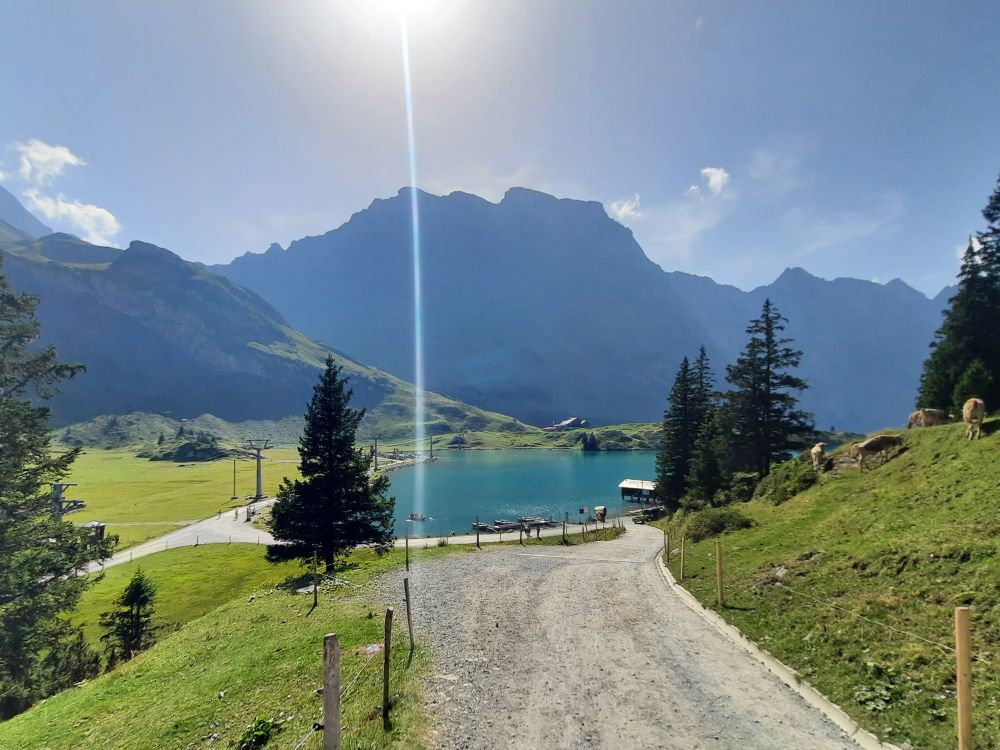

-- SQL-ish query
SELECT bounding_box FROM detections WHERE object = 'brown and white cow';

[810,442,827,470]
[962,398,986,440]
[851,434,904,469]
[907,408,954,428]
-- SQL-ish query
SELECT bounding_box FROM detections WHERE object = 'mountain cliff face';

[0,232,527,437]
[0,185,51,238]
[217,188,949,432]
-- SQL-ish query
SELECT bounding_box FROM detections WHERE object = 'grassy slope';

[64,449,300,548]
[0,545,451,750]
[657,420,999,749]
[72,546,302,646]
[1,529,626,749]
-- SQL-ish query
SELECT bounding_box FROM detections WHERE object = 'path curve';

[87,501,275,573]
[386,523,861,749]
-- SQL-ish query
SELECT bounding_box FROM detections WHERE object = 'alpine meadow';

[1,3,999,749]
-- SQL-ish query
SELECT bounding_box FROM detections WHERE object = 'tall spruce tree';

[920,173,1000,411]
[689,346,715,436]
[0,258,114,718]
[655,357,693,509]
[725,299,812,478]
[99,569,158,668]
[267,356,395,572]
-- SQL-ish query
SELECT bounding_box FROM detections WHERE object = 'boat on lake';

[408,512,430,522]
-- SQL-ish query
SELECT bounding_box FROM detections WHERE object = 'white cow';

[962,398,986,440]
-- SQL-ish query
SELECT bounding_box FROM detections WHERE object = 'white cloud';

[700,167,730,196]
[609,193,643,221]
[22,188,121,246]
[15,139,86,184]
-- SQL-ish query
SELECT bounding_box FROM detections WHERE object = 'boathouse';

[619,479,656,503]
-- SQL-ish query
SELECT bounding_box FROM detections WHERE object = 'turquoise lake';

[388,449,656,537]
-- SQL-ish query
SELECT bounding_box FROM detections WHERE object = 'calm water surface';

[388,449,655,537]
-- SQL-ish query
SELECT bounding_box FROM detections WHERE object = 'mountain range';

[0,198,528,439]
[217,188,952,432]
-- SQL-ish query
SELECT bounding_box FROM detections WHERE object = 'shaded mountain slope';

[0,233,530,437]
[217,188,949,431]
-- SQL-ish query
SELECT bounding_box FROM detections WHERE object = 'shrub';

[754,453,817,505]
[682,506,753,542]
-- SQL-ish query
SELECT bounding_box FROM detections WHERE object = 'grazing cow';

[810,442,827,470]
[962,398,986,440]
[907,408,955,428]
[851,434,904,469]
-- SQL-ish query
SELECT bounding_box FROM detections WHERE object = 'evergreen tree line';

[919,173,1000,412]
[655,299,813,513]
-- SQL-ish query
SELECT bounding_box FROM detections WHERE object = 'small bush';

[754,453,817,506]
[682,506,753,542]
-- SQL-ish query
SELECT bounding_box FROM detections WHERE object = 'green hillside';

[658,420,1000,749]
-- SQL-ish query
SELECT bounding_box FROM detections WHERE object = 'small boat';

[472,522,499,532]
[408,512,429,522]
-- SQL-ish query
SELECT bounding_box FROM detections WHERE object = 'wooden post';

[665,532,670,563]
[404,577,415,667]
[475,516,480,549]
[955,607,973,750]
[715,540,725,607]
[383,608,394,724]
[519,527,523,544]
[323,633,340,750]
[196,535,199,546]
[562,519,566,542]
[405,528,409,572]
[680,536,686,580]
[313,551,319,609]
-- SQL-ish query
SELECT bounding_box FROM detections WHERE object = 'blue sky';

[1,0,998,295]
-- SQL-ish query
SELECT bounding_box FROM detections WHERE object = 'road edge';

[654,548,903,750]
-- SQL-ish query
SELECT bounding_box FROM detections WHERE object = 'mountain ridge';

[216,187,951,432]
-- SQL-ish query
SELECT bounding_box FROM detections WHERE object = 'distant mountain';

[0,184,51,237]
[216,188,950,432]
[0,232,530,438]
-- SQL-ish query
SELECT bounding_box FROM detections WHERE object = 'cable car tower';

[244,439,271,501]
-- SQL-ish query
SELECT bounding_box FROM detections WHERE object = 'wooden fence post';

[665,532,670,562]
[519,527,523,544]
[383,608,394,725]
[715,540,725,607]
[323,633,340,750]
[680,537,686,580]
[955,606,973,750]
[405,529,409,572]
[404,577,415,667]
[475,516,480,549]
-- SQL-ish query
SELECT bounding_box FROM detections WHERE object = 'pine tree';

[689,346,715,431]
[683,412,726,509]
[0,259,115,718]
[655,357,694,509]
[267,357,395,572]
[99,569,157,668]
[725,299,813,478]
[920,173,1000,411]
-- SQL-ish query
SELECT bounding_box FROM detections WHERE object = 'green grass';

[63,449,301,548]
[378,422,661,452]
[655,419,1000,749]
[3,522,627,749]
[73,545,302,647]
[0,544,459,750]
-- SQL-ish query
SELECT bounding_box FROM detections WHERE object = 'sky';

[1,0,999,296]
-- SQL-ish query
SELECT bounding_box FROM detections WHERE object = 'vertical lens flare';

[400,14,426,515]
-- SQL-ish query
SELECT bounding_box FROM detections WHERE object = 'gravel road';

[384,524,861,750]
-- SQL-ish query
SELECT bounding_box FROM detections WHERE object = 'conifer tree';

[920,173,1000,410]
[99,569,158,668]
[683,412,726,509]
[689,346,715,431]
[655,357,694,509]
[725,299,812,478]
[267,357,395,572]
[0,259,114,718]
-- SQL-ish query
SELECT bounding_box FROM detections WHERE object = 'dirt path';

[87,501,276,573]
[388,524,861,749]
